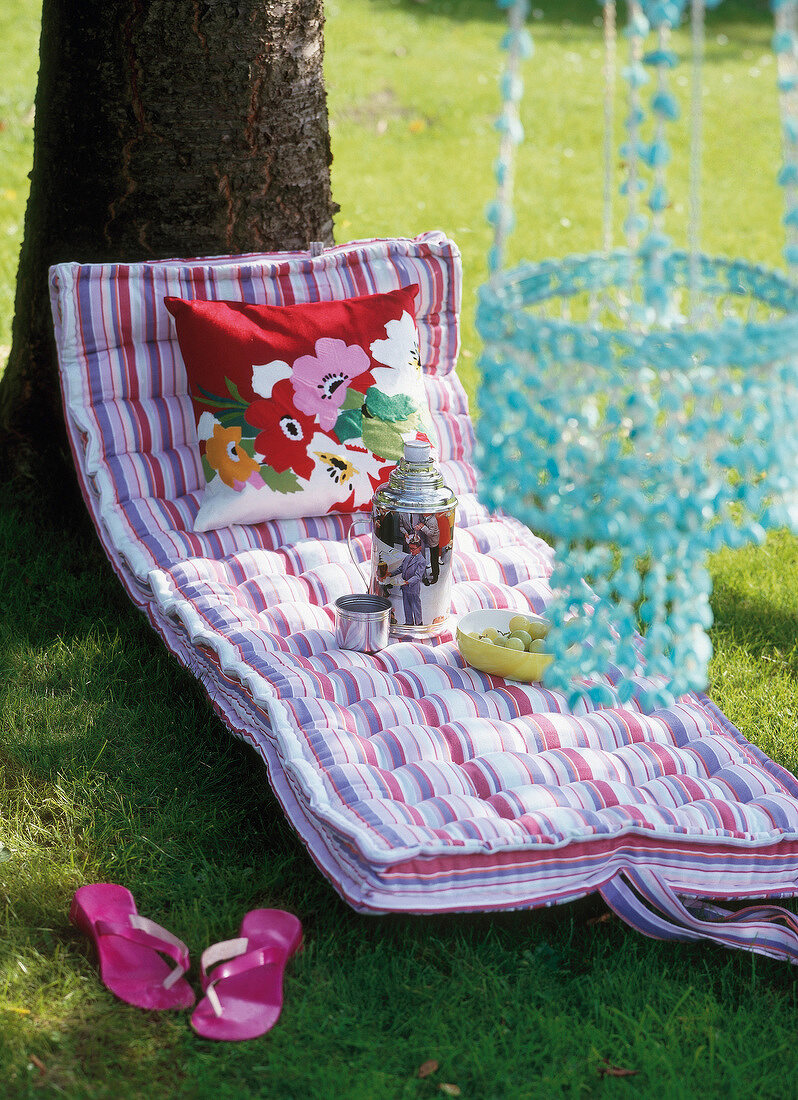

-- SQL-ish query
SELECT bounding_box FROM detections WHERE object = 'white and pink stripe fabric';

[50,233,798,964]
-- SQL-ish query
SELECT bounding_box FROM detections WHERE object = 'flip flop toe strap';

[200,937,284,1018]
[95,914,191,989]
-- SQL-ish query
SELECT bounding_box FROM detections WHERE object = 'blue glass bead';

[620,177,648,196]
[640,229,671,253]
[643,48,679,68]
[501,28,534,59]
[636,689,660,713]
[485,200,501,226]
[620,139,650,160]
[494,157,509,186]
[486,246,502,274]
[624,12,651,38]
[500,71,524,102]
[651,90,681,122]
[624,213,650,236]
[648,183,670,211]
[622,63,650,89]
[772,30,795,54]
[643,1,684,29]
[587,683,616,708]
[494,115,525,144]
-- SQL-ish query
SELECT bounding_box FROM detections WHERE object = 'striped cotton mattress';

[50,232,798,962]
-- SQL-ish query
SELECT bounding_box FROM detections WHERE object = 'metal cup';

[334,594,391,653]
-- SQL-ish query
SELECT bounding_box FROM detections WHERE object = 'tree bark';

[0,0,337,504]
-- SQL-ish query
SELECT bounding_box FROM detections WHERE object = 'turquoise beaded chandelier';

[476,0,798,711]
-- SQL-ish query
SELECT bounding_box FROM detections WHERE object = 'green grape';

[509,630,533,647]
[481,627,501,640]
[508,614,532,632]
[526,620,549,641]
[527,638,546,653]
[504,636,525,651]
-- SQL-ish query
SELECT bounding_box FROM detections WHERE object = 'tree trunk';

[0,0,337,506]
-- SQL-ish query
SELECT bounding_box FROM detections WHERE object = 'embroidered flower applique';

[291,338,374,432]
[204,423,261,490]
[321,444,394,513]
[369,311,421,396]
[246,378,319,480]
[314,450,360,490]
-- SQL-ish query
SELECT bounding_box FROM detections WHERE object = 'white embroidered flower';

[251,359,293,398]
[369,311,421,395]
[197,411,218,442]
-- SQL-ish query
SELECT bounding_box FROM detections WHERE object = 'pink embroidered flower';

[291,338,374,432]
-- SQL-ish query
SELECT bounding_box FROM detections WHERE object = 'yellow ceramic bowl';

[456,609,553,683]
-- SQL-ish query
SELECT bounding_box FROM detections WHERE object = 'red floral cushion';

[165,286,431,531]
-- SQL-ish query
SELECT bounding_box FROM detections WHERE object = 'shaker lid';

[373,434,457,512]
[403,438,431,464]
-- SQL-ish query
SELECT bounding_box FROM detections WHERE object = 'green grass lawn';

[4,1,798,1097]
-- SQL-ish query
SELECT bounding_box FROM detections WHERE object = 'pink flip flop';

[190,909,302,1041]
[69,883,195,1011]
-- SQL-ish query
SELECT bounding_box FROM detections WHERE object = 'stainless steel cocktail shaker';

[365,438,457,638]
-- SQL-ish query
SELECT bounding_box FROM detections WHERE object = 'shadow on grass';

[709,532,798,660]
[712,580,798,660]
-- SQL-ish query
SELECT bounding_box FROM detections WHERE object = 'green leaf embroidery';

[236,435,258,458]
[361,418,403,461]
[201,454,217,483]
[361,410,426,461]
[341,387,365,412]
[225,377,248,404]
[195,383,240,411]
[259,464,303,494]
[364,387,415,422]
[216,408,256,435]
[195,380,251,417]
[334,407,363,443]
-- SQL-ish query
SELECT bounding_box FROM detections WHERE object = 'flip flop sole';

[191,908,302,1041]
[70,884,195,1011]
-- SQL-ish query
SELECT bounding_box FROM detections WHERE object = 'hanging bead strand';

[487,0,532,276]
[590,0,619,323]
[602,1,618,255]
[640,1,681,322]
[773,0,798,271]
[688,0,706,321]
[621,0,651,256]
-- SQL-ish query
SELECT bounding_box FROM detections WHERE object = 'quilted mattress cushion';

[147,503,798,917]
[50,233,798,957]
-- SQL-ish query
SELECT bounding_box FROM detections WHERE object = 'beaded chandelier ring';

[476,0,798,711]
